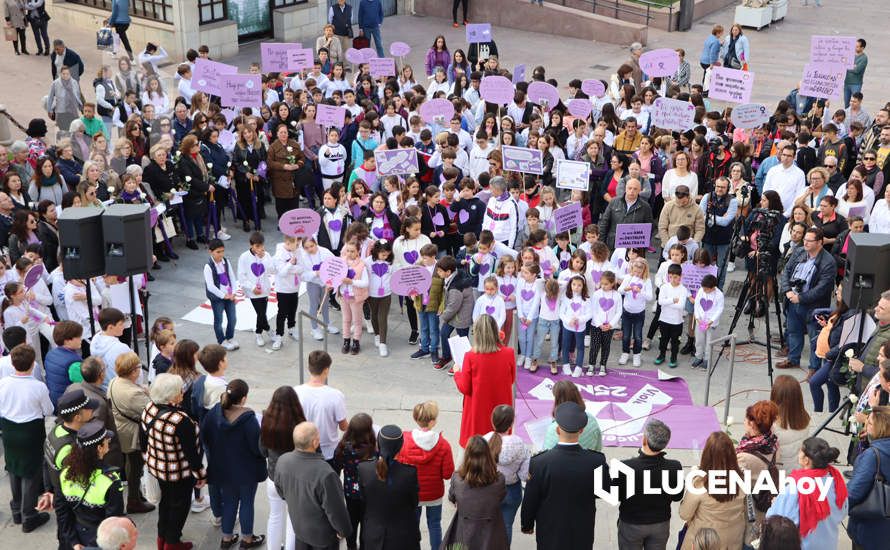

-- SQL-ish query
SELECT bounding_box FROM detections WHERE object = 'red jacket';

[396,428,454,502]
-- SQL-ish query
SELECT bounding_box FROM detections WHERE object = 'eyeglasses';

[675,192,689,198]
[865,157,877,161]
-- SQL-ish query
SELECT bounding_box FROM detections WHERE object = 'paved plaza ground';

[0,1,881,547]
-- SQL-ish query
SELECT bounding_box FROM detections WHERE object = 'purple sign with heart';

[527,81,560,110]
[261,42,302,73]
[319,257,349,289]
[23,264,44,289]
[192,59,238,96]
[581,79,606,97]
[278,208,321,237]
[466,23,492,44]
[391,266,433,297]
[375,149,419,176]
[567,99,592,120]
[419,98,455,125]
[316,104,346,128]
[390,41,411,57]
[502,145,543,175]
[480,75,514,105]
[810,35,856,68]
[640,48,680,77]
[614,223,652,249]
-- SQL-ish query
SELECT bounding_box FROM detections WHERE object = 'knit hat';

[377,424,404,460]
[26,118,48,139]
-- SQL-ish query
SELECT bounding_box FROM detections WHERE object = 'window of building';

[66,0,173,24]
[199,0,228,25]
[271,0,307,7]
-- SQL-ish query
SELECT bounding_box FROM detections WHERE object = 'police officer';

[42,390,99,549]
[59,419,125,548]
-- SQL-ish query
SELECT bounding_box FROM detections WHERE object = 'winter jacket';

[396,428,454,502]
[439,270,475,329]
[425,48,451,77]
[90,332,131,385]
[200,403,268,486]
[846,437,890,547]
[598,196,654,249]
[658,199,706,243]
[44,346,81,410]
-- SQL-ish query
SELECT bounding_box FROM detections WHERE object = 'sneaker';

[642,338,651,350]
[654,354,665,365]
[255,333,266,347]
[572,366,582,378]
[365,319,375,334]
[327,325,340,335]
[311,327,324,341]
[529,360,538,373]
[632,354,641,367]
[411,349,430,360]
[271,336,282,350]
[669,359,678,368]
[221,340,236,351]
[562,364,572,376]
[289,327,300,341]
[190,497,211,513]
[434,357,451,370]
[447,366,456,376]
[210,516,222,527]
[216,229,231,241]
[598,365,607,377]
[378,343,389,357]
[727,261,736,273]
[549,362,558,374]
[230,339,240,350]
[374,335,380,347]
[618,353,629,365]
[430,351,440,364]
[586,366,595,376]
[408,331,419,345]
[691,357,704,368]
[517,354,525,367]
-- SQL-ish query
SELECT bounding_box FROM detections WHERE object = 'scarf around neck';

[736,431,778,456]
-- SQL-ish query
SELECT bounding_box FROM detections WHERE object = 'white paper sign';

[555,159,590,191]
[449,335,472,373]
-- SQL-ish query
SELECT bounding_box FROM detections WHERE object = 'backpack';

[187,375,209,423]
[749,450,780,512]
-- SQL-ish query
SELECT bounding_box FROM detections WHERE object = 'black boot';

[350,339,360,355]
[342,338,351,354]
[680,338,695,355]
[242,221,250,232]
[329,294,341,311]
[13,41,20,55]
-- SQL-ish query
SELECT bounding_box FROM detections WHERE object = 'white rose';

[287,146,293,152]
[139,192,146,199]
[107,186,114,194]
[185,176,192,182]
[207,162,213,169]
[849,394,859,403]
[845,349,855,358]
[227,161,232,167]
[849,415,858,424]
[291,121,297,127]
[243,161,248,166]
[725,415,734,427]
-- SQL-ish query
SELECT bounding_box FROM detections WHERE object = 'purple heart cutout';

[598,297,614,310]
[520,289,535,301]
[328,219,343,232]
[312,263,321,271]
[372,226,385,239]
[431,212,445,226]
[371,262,389,277]
[251,262,265,277]
[404,250,419,264]
[479,264,490,276]
[485,305,496,315]
[500,284,515,297]
[458,210,470,224]
[591,270,602,284]
[218,272,230,287]
[701,298,713,312]
[571,302,581,312]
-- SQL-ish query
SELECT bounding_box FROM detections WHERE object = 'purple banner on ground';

[810,35,857,68]
[316,104,346,128]
[466,23,492,44]
[708,66,754,104]
[515,368,720,448]
[375,149,419,176]
[800,62,845,99]
[554,202,583,233]
[220,75,262,108]
[681,262,718,295]
[502,145,543,175]
[614,223,652,248]
[260,42,301,73]
[192,59,238,97]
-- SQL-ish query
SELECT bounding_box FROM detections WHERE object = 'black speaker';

[843,232,890,309]
[58,208,105,280]
[102,204,152,276]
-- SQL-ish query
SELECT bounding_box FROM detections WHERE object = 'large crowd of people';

[1,1,890,549]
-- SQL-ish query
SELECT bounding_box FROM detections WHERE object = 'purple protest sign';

[730,103,770,129]
[480,75,514,105]
[707,66,754,104]
[419,98,454,125]
[23,264,44,289]
[800,62,845,99]
[847,205,867,218]
[319,257,348,289]
[391,266,433,297]
[220,108,237,125]
[192,59,238,97]
[466,23,492,44]
[554,202,583,233]
[375,149,419,176]
[527,81,560,110]
[567,99,592,120]
[512,64,526,84]
[810,35,857,68]
[278,208,321,237]
[614,223,652,248]
[640,48,680,78]
[260,42,301,73]
[555,159,590,191]
[681,262,718,295]
[369,57,396,78]
[389,41,411,57]
[358,48,377,63]
[316,104,346,128]
[502,145,543,175]
[287,48,314,72]
[514,368,720,448]
[345,48,364,65]
[220,74,262,108]
[651,97,696,131]
[217,129,236,149]
[581,79,606,97]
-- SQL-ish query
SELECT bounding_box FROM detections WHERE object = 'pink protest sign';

[681,262,718,295]
[419,98,454,124]
[527,81,560,110]
[23,264,44,289]
[358,48,376,63]
[480,75,514,105]
[651,97,696,131]
[810,35,857,68]
[261,42,301,73]
[567,99,592,120]
[316,104,346,128]
[287,48,314,72]
[278,208,321,237]
[466,23,492,44]
[707,66,754,104]
[192,59,238,96]
[512,64,526,84]
[640,48,680,77]
[217,129,236,149]
[319,257,348,289]
[391,266,433,297]
[390,41,411,57]
[730,103,770,129]
[220,75,262,108]
[614,223,652,248]
[502,145,543,175]
[800,63,845,99]
[220,108,237,125]
[369,57,396,78]
[581,79,606,97]
[375,149,419,176]
[554,202,583,233]
[345,48,364,65]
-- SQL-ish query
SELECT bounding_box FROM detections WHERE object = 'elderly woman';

[107,352,154,514]
[174,135,211,249]
[315,23,342,63]
[110,137,138,178]
[55,138,84,189]
[69,119,93,163]
[141,373,207,550]
[143,143,176,201]
[266,123,305,220]
[8,141,34,185]
[795,166,834,211]
[47,65,83,138]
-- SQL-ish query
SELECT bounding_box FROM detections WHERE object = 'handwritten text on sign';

[466,23,492,44]
[369,57,396,78]
[260,43,301,73]
[639,48,680,78]
[651,97,696,131]
[614,223,652,248]
[278,208,321,237]
[319,257,348,289]
[391,266,433,297]
[810,35,857,68]
[287,48,314,71]
[554,202,583,233]
[708,67,754,104]
[730,103,770,129]
[220,75,262,108]
[316,104,346,128]
[192,59,238,97]
[800,63,845,99]
[681,262,718,295]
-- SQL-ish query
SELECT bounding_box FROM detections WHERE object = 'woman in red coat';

[454,315,516,447]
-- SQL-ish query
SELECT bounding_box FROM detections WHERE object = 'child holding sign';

[412,244,443,363]
[339,241,369,355]
[692,274,724,370]
[237,232,276,348]
[299,237,337,341]
[203,239,239,351]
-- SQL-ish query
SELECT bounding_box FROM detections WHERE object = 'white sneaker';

[289,327,300,341]
[216,229,231,241]
[311,327,324,340]
[374,335,380,346]
[618,353,629,365]
[586,366,595,376]
[255,333,265,347]
[523,357,531,370]
[378,343,389,357]
[517,354,525,367]
[727,261,736,273]
[562,364,572,376]
[230,339,240,350]
[633,354,641,367]
[271,335,282,350]
[221,340,236,351]
[572,366,582,378]
[327,325,340,335]
[190,497,210,513]
[365,319,375,334]
[210,515,222,527]
[598,365,607,377]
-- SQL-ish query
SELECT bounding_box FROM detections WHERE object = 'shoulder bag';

[849,447,890,519]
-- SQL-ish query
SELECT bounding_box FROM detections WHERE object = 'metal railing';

[296,310,330,385]
[557,0,677,30]
[703,333,737,425]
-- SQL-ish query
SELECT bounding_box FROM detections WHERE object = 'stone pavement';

[0,1,879,548]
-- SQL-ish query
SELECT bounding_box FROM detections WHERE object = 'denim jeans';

[622,310,645,354]
[561,326,585,367]
[209,483,223,519]
[416,504,442,550]
[517,317,537,357]
[533,318,560,361]
[440,323,469,361]
[704,242,730,288]
[419,310,440,353]
[208,296,237,343]
[786,302,819,369]
[185,213,205,241]
[501,481,522,546]
[809,358,841,412]
[220,483,257,537]
[361,26,385,58]
[844,83,862,108]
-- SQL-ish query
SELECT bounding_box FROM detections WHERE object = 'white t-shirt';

[294,383,347,460]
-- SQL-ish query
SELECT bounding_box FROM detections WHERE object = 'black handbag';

[849,447,890,519]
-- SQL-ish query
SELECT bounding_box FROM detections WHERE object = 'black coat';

[38,220,59,272]
[360,206,401,240]
[617,451,683,525]
[357,460,421,550]
[520,444,609,550]
[598,196,654,249]
[174,157,209,219]
[51,49,84,80]
[143,159,176,199]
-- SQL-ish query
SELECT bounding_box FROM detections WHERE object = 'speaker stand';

[85,280,96,337]
[128,275,139,356]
